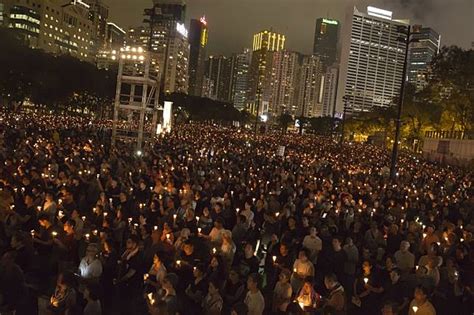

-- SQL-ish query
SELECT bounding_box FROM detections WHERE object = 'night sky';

[105,0,473,55]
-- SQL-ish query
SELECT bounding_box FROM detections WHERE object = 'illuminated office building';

[0,0,95,62]
[321,65,339,117]
[230,48,251,110]
[313,18,340,68]
[248,29,286,115]
[407,25,441,91]
[202,55,232,101]
[337,6,409,114]
[188,16,208,96]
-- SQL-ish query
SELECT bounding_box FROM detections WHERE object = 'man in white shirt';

[302,227,322,263]
[244,273,265,315]
[79,244,103,280]
[394,241,415,275]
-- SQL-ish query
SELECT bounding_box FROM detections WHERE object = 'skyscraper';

[321,65,339,116]
[188,17,208,97]
[202,55,232,102]
[297,55,324,118]
[0,0,95,62]
[313,18,340,69]
[248,30,286,115]
[407,25,441,91]
[230,48,252,111]
[85,0,109,55]
[336,6,409,114]
[125,0,189,93]
[269,50,300,116]
[151,0,186,23]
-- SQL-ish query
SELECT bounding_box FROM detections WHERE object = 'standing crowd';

[0,110,473,315]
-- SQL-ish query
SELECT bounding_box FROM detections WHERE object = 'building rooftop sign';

[322,19,338,25]
[367,6,393,20]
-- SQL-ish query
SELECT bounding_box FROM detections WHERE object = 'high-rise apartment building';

[188,17,208,97]
[336,6,409,114]
[297,55,324,118]
[269,50,300,116]
[105,22,125,49]
[321,65,339,116]
[85,0,108,54]
[248,29,286,115]
[0,0,95,62]
[229,48,251,111]
[202,55,232,101]
[313,18,340,69]
[407,25,441,91]
[124,0,189,93]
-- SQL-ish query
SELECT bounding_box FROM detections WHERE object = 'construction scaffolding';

[111,46,162,152]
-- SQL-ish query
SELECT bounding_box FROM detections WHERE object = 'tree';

[307,117,338,135]
[277,112,293,133]
[429,46,474,132]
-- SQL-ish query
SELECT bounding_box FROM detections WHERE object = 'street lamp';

[390,24,411,180]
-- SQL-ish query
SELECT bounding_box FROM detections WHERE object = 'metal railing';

[425,130,474,140]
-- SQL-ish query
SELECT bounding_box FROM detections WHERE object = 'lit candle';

[82,216,86,221]
[272,256,277,263]
[154,226,158,231]
[30,230,35,237]
[166,233,170,240]
[128,218,132,224]
[37,206,42,212]
[173,214,177,221]
[143,273,149,281]
[176,260,181,267]
[85,233,90,241]
[412,306,418,313]
[363,277,369,284]
[212,248,217,254]
[52,231,58,237]
[198,227,202,233]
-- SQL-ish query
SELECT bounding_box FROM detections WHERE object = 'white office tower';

[336,6,409,115]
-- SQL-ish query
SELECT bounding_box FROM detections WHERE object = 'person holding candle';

[408,286,436,315]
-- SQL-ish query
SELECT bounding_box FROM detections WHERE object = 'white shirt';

[245,290,265,315]
[302,235,322,254]
[79,257,103,279]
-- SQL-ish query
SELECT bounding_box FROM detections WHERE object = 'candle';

[128,218,132,224]
[154,226,158,231]
[272,256,277,263]
[412,306,418,313]
[30,230,35,237]
[85,233,90,241]
[37,206,42,212]
[173,214,177,221]
[363,277,369,284]
[198,227,202,233]
[176,260,181,267]
[52,231,58,237]
[93,230,98,236]
[212,248,217,254]
[82,216,86,221]
[166,233,170,239]
[143,273,149,281]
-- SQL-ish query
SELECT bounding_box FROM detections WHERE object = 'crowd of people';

[0,110,472,315]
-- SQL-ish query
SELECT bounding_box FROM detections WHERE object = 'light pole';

[390,24,411,180]
[339,95,348,145]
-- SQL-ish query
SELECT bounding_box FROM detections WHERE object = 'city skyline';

[104,0,473,55]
